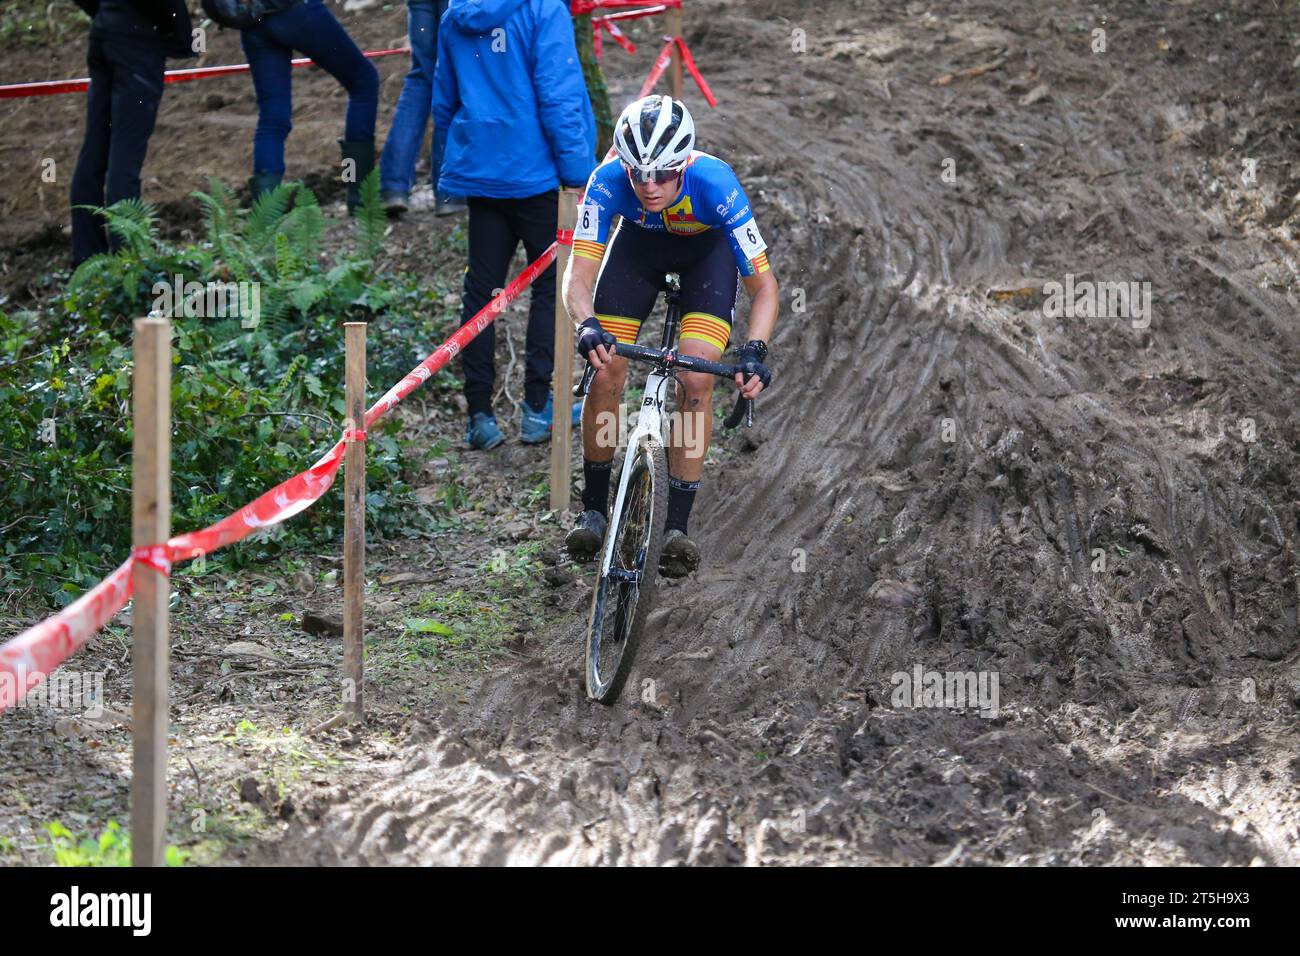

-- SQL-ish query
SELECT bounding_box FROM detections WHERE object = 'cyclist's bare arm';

[736,269,779,399]
[563,251,615,370]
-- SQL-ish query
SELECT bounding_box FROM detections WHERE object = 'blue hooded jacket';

[434,0,597,199]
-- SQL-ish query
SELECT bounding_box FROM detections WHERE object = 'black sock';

[582,458,613,516]
[666,475,700,534]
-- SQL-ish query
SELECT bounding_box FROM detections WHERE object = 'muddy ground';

[4,0,1300,865]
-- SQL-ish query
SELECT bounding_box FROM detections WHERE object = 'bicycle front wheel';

[584,437,668,704]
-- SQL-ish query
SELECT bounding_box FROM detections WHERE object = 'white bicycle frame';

[596,365,672,578]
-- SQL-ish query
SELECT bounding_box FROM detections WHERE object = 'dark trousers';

[460,191,558,416]
[240,0,379,176]
[69,35,165,265]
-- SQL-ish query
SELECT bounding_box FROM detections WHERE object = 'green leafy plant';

[1,178,462,607]
[0,0,87,43]
[43,820,188,867]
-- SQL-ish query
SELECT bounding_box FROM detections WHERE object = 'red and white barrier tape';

[594,18,637,60]
[0,48,410,100]
[0,559,134,712]
[595,4,668,23]
[637,35,716,107]
[0,234,566,713]
[572,0,679,14]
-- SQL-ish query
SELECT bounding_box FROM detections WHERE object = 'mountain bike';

[574,272,758,704]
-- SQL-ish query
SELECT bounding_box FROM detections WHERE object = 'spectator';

[70,0,194,266]
[434,0,596,449]
[239,0,379,213]
[379,0,465,218]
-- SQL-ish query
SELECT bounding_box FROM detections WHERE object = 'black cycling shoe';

[658,530,700,578]
[566,509,608,562]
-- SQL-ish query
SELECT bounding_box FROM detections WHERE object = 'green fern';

[97,198,158,259]
[71,177,390,358]
[274,231,304,280]
[281,189,325,259]
[245,183,298,253]
[288,279,327,314]
[354,170,386,261]
[69,252,120,294]
[194,179,258,283]
[194,178,235,251]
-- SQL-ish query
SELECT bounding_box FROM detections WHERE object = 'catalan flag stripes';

[750,251,771,275]
[680,312,731,353]
[596,313,643,344]
[574,239,607,262]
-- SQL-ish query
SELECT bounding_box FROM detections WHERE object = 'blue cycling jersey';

[573,150,771,277]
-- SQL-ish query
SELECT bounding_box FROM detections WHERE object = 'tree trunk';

[573,14,615,160]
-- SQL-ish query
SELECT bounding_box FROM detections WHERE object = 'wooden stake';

[131,316,170,867]
[668,6,684,101]
[550,191,579,512]
[343,322,366,723]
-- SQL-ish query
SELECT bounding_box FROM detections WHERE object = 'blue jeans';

[379,0,459,201]
[240,0,379,176]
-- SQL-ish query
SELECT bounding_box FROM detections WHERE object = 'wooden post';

[550,191,579,512]
[668,5,683,101]
[131,316,170,867]
[343,322,366,723]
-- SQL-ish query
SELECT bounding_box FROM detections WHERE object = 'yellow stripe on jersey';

[596,313,642,345]
[573,239,606,262]
[750,251,771,274]
[679,312,731,354]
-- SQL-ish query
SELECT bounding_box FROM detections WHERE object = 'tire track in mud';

[264,0,1300,865]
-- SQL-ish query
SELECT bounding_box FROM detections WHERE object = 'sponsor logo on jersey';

[716,188,739,216]
[725,205,752,227]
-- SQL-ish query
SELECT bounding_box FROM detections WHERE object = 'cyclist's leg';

[667,230,738,535]
[581,223,661,515]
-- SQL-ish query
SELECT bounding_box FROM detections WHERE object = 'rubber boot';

[338,139,376,216]
[248,172,282,203]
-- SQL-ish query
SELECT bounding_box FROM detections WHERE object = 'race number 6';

[576,202,600,241]
[732,219,767,258]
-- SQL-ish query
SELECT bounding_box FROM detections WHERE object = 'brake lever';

[722,360,761,430]
[574,334,619,397]
[723,391,752,430]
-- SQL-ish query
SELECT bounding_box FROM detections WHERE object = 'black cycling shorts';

[591,221,738,354]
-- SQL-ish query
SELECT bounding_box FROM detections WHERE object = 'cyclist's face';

[626,167,682,211]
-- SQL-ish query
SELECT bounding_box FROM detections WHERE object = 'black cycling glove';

[736,340,772,389]
[577,316,617,366]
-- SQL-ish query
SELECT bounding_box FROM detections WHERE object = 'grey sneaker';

[658,530,700,578]
[382,190,409,217]
[566,509,607,562]
[435,196,468,217]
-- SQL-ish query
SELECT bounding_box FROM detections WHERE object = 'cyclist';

[562,94,777,577]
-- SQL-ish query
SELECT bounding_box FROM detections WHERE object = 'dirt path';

[4,0,1300,866]
[232,0,1300,865]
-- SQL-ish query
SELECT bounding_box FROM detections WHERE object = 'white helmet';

[612,95,695,181]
